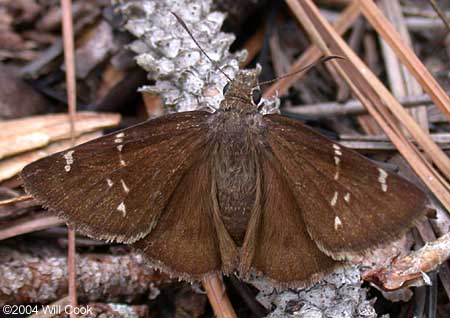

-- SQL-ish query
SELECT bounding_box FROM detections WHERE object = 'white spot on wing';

[63,150,75,172]
[334,156,340,166]
[114,132,125,143]
[117,144,123,152]
[333,144,342,156]
[333,144,342,180]
[334,170,339,180]
[331,191,338,206]
[334,216,343,230]
[378,168,388,192]
[106,178,114,187]
[344,192,351,202]
[120,159,126,166]
[117,202,126,217]
[120,179,130,193]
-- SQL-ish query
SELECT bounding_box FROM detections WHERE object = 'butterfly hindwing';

[263,114,427,259]
[21,111,212,244]
[131,152,224,279]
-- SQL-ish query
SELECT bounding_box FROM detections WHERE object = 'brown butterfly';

[21,64,428,288]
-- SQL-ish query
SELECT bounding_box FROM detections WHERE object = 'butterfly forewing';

[263,114,428,259]
[21,111,213,244]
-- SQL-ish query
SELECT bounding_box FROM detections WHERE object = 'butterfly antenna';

[171,12,233,82]
[259,55,345,86]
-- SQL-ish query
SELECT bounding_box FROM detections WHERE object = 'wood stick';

[363,232,450,291]
[0,194,33,207]
[203,274,237,318]
[0,254,170,306]
[426,0,450,32]
[283,93,437,117]
[60,0,78,315]
[0,214,63,241]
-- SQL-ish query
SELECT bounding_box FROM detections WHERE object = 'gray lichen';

[113,0,247,112]
[259,267,378,318]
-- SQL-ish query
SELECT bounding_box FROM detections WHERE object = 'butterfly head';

[220,68,263,112]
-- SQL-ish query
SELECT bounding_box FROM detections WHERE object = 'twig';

[202,274,237,318]
[283,93,437,117]
[337,133,450,152]
[426,0,450,32]
[60,0,77,140]
[0,254,170,306]
[0,213,63,241]
[60,0,78,315]
[362,232,450,290]
[416,220,450,299]
[0,194,33,207]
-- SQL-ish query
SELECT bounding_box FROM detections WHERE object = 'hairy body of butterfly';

[22,69,428,288]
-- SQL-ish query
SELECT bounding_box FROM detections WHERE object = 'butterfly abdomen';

[212,110,265,245]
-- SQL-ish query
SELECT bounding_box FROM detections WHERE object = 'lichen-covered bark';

[256,267,377,318]
[0,254,170,305]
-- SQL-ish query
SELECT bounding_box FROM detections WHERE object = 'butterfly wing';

[263,114,428,260]
[21,111,213,244]
[240,153,341,288]
[131,153,224,279]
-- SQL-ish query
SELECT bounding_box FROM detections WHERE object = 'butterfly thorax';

[219,69,261,113]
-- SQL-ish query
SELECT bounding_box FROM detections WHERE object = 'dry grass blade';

[285,0,450,211]
[264,1,361,98]
[202,274,237,318]
[357,0,450,123]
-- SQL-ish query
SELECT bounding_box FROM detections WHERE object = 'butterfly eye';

[251,88,262,106]
[223,82,231,95]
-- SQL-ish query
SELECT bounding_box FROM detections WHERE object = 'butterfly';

[21,65,428,288]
